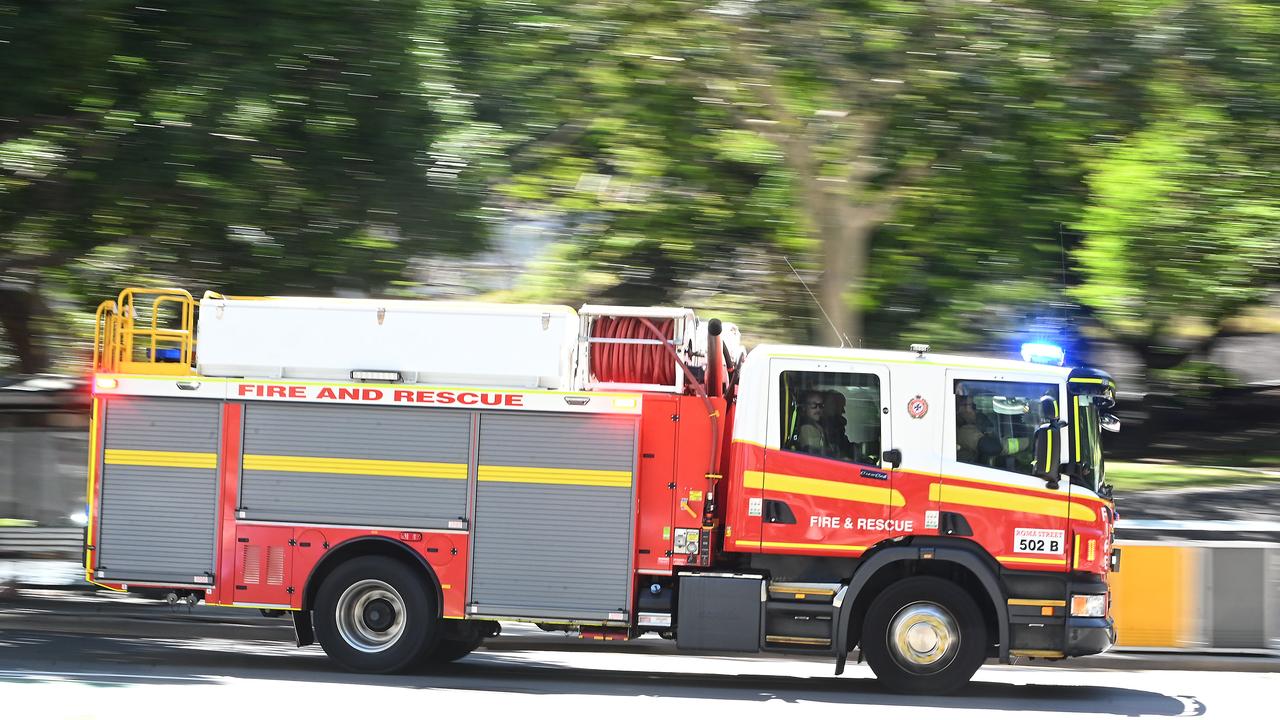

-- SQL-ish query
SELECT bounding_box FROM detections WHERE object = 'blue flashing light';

[1021,342,1065,366]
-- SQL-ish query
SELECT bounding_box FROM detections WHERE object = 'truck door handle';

[763,500,796,524]
[881,449,902,469]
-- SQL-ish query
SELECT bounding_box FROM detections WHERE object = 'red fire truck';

[85,288,1119,694]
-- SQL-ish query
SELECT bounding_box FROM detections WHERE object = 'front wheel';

[313,556,438,673]
[861,577,988,695]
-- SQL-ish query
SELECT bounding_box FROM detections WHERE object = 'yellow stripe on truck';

[477,465,632,488]
[85,398,100,580]
[104,449,217,469]
[243,454,467,479]
[742,470,905,507]
[928,483,1096,522]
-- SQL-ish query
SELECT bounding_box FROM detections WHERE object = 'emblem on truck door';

[907,395,929,419]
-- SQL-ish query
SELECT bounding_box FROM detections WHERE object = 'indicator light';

[1070,594,1106,617]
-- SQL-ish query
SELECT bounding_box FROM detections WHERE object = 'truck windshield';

[1073,395,1105,493]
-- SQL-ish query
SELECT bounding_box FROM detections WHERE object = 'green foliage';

[0,0,491,371]
[1070,2,1280,377]
[1,0,1277,386]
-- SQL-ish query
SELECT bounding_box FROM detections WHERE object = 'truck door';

[940,372,1071,571]
[760,359,896,557]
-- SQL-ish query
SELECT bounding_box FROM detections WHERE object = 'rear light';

[94,377,118,391]
[1070,594,1107,617]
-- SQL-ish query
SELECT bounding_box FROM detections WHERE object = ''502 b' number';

[1016,537,1060,553]
[1013,528,1065,555]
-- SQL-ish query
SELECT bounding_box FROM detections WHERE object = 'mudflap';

[292,609,315,647]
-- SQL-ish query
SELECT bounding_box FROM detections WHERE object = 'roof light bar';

[1021,343,1065,366]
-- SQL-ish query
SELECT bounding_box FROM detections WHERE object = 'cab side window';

[780,371,880,465]
[954,379,1058,477]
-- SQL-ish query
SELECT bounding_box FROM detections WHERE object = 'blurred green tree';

[1072,1,1280,387]
[454,1,1150,347]
[1075,113,1280,381]
[0,0,491,373]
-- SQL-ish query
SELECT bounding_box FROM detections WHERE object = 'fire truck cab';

[85,288,1118,694]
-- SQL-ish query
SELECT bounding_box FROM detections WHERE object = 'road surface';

[1,590,1275,719]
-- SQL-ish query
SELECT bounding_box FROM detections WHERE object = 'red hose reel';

[589,316,676,387]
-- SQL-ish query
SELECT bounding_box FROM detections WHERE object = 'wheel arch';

[300,536,443,617]
[835,538,1008,666]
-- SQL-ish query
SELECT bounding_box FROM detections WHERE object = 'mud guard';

[832,543,1009,673]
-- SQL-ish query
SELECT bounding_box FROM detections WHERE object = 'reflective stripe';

[104,449,217,469]
[1073,399,1083,462]
[929,483,1095,522]
[1008,598,1067,607]
[996,556,1067,566]
[243,454,467,479]
[760,540,867,553]
[85,398,100,580]
[477,465,632,488]
[743,470,905,507]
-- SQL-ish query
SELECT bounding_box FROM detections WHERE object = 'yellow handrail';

[93,301,119,372]
[94,288,196,374]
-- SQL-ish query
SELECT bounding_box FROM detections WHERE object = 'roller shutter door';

[96,397,221,585]
[239,403,471,528]
[470,411,637,621]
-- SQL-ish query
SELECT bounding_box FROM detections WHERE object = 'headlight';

[1070,594,1107,618]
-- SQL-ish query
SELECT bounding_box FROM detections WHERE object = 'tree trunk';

[816,190,874,348]
[0,284,51,375]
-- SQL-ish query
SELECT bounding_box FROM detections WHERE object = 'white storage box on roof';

[195,294,579,389]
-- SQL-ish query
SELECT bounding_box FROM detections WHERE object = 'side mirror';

[1035,395,1064,490]
[1101,413,1121,433]
[1034,424,1062,490]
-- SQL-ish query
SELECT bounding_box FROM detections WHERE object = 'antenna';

[783,256,848,348]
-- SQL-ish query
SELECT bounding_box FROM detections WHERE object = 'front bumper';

[1065,616,1116,656]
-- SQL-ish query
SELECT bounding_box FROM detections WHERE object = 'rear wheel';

[313,556,438,673]
[861,577,987,695]
[420,620,498,665]
[425,636,484,664]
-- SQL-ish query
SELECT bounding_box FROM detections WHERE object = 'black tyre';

[420,619,496,665]
[861,577,988,695]
[313,556,439,673]
[423,636,484,664]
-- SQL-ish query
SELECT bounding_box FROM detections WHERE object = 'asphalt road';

[1,591,1276,719]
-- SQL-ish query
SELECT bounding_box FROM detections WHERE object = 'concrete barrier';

[1113,540,1280,654]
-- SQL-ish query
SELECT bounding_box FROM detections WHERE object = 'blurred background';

[1,0,1278,647]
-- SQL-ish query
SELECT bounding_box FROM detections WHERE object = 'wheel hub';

[362,598,396,632]
[335,579,408,653]
[905,621,940,654]
[887,601,959,673]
